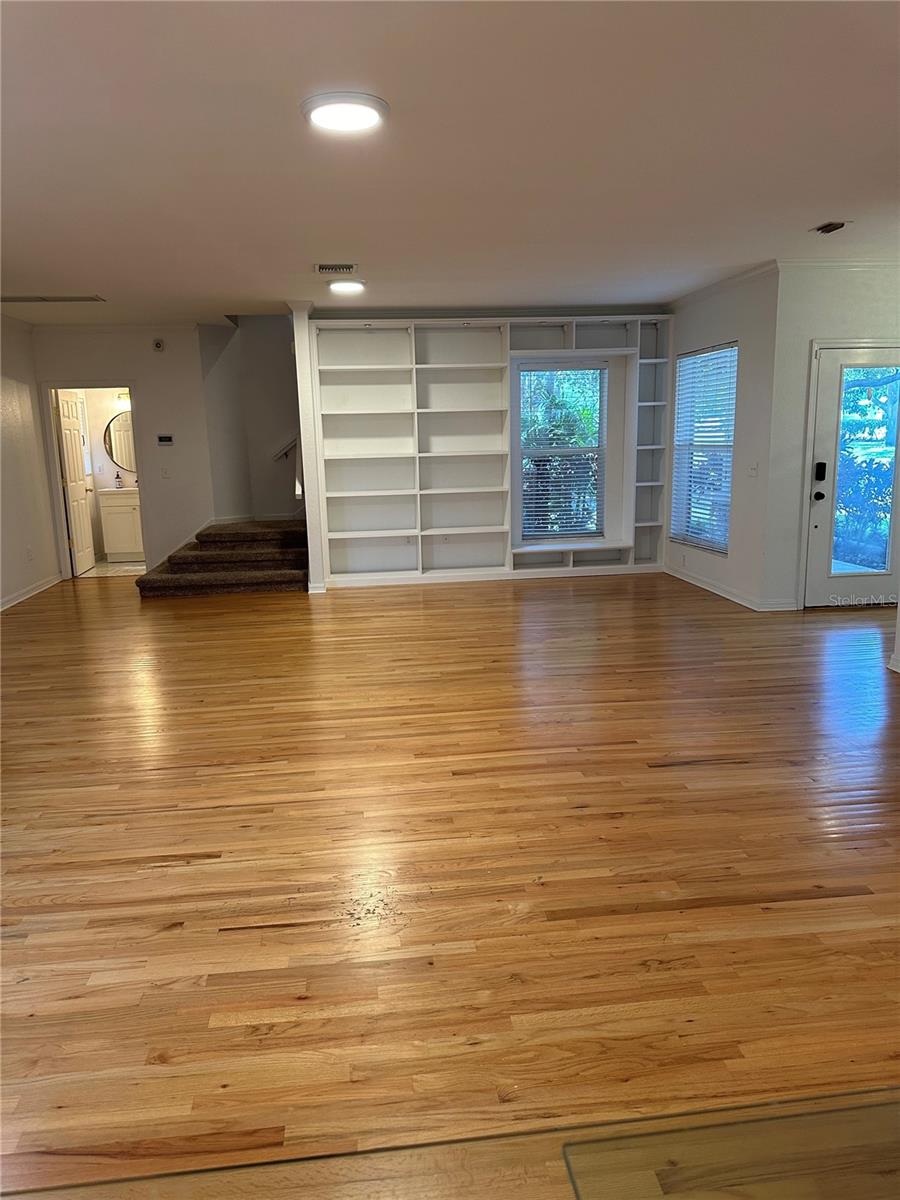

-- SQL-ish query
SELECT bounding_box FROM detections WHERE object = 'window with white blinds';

[518,365,607,539]
[670,344,738,553]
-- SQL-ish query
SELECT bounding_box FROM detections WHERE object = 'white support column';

[288,301,327,593]
[890,606,900,673]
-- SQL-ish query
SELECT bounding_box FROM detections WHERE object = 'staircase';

[136,519,307,598]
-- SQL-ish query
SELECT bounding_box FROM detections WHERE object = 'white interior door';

[805,348,900,607]
[57,390,96,576]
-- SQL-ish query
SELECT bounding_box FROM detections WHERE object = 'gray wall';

[199,325,252,520]
[764,263,900,606]
[1,316,61,607]
[33,324,216,570]
[666,266,780,610]
[238,316,301,518]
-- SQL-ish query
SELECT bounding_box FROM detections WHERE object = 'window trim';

[669,341,739,556]
[511,355,610,545]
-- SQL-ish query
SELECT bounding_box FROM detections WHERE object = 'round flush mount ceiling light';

[329,279,366,295]
[302,92,389,133]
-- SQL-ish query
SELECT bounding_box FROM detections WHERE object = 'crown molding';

[775,258,900,270]
[672,261,778,309]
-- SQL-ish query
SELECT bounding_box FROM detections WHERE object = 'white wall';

[33,325,215,569]
[666,265,780,610]
[764,263,900,606]
[198,325,252,520]
[891,607,900,673]
[238,316,301,518]
[1,316,62,607]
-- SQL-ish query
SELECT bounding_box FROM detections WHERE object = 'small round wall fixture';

[301,92,389,133]
[329,279,366,295]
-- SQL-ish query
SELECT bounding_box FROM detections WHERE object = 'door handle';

[814,461,828,482]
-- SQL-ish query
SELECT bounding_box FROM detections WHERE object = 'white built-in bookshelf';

[309,316,671,588]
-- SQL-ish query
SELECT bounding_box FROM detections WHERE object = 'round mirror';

[103,411,136,472]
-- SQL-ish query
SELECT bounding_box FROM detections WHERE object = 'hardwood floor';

[1,574,898,1192]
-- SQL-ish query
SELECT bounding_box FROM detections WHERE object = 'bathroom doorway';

[51,386,145,578]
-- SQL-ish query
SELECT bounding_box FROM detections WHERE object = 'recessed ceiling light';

[329,279,366,295]
[302,93,389,133]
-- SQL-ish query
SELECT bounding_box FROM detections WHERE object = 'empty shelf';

[515,538,632,554]
[419,450,508,457]
[415,362,507,370]
[325,489,417,498]
[328,528,418,540]
[420,486,508,494]
[324,452,417,460]
[421,525,509,536]
[319,364,413,373]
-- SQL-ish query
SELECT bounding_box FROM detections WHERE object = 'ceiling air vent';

[1,294,106,303]
[315,263,358,276]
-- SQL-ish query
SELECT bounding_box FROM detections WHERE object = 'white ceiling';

[2,1,898,325]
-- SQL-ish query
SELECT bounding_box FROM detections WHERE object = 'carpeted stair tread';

[197,519,306,545]
[137,518,310,598]
[137,566,308,597]
[168,541,307,571]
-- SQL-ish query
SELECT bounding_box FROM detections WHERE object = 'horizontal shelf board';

[634,520,663,527]
[326,489,417,498]
[510,562,663,579]
[322,409,414,417]
[319,364,413,373]
[324,453,417,460]
[420,486,508,494]
[417,406,508,415]
[328,529,418,540]
[421,566,507,577]
[640,358,669,365]
[415,362,507,370]
[418,450,509,458]
[515,346,637,357]
[635,480,664,488]
[514,538,632,554]
[421,525,509,536]
[327,570,423,584]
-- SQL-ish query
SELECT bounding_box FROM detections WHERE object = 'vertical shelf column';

[633,318,671,565]
[414,322,511,575]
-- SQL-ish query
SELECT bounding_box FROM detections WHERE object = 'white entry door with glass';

[805,348,899,607]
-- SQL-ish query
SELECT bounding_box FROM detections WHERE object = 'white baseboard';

[1,572,63,611]
[664,564,799,612]
[889,653,900,674]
